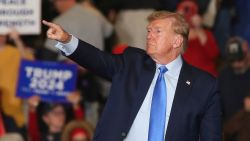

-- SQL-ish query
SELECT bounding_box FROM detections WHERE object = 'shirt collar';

[156,55,183,79]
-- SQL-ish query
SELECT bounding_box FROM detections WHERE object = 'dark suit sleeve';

[68,39,124,80]
[200,80,222,141]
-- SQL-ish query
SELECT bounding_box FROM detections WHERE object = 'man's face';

[231,59,248,74]
[146,18,176,62]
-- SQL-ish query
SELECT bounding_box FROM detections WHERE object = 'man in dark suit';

[43,11,222,141]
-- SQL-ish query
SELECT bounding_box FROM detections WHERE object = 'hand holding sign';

[8,28,20,41]
[42,20,71,44]
[28,95,40,112]
[67,91,82,109]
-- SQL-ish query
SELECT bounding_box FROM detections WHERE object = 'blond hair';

[147,11,189,49]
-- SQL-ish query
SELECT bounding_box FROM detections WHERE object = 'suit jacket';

[68,40,222,141]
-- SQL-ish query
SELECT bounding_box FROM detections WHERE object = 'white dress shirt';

[55,35,78,56]
[124,55,182,141]
[55,36,183,141]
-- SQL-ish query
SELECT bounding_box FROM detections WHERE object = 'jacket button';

[121,132,126,137]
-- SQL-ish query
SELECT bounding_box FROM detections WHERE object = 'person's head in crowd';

[244,91,250,112]
[42,103,66,133]
[61,120,94,141]
[52,0,77,13]
[225,36,249,74]
[146,11,189,63]
[176,0,202,29]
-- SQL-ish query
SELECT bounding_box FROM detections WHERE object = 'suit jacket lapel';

[124,56,156,132]
[165,62,195,141]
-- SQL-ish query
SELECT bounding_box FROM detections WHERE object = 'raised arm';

[42,20,124,80]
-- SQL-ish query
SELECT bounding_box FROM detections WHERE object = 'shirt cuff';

[55,35,79,56]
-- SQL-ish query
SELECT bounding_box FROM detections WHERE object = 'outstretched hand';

[42,20,71,43]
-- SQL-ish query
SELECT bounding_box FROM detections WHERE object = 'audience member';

[27,92,84,141]
[103,0,160,49]
[0,30,34,138]
[219,36,250,122]
[44,0,113,61]
[177,0,220,77]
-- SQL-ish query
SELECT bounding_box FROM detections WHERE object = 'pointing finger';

[42,20,57,28]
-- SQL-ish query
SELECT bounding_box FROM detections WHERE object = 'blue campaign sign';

[16,59,78,103]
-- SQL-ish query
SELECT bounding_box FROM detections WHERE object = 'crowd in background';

[0,0,250,141]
